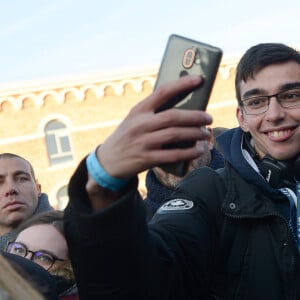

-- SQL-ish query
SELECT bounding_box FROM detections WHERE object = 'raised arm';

[86,75,212,210]
[65,75,215,299]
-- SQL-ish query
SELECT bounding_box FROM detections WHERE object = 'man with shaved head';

[0,153,53,250]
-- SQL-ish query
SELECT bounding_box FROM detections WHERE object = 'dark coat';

[64,128,300,299]
[144,147,224,220]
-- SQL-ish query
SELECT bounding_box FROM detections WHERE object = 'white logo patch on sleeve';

[159,199,194,211]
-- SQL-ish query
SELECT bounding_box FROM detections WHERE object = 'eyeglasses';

[6,241,65,270]
[240,88,300,115]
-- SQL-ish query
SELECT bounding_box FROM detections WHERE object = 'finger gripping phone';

[155,34,223,176]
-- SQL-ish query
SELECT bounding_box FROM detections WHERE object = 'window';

[45,120,73,165]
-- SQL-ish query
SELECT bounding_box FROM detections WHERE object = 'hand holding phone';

[154,34,222,176]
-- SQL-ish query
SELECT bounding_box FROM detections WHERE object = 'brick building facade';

[0,58,239,209]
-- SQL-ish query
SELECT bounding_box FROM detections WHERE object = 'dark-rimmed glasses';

[241,88,300,115]
[6,241,65,270]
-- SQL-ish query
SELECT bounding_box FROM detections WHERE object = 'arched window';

[56,185,69,210]
[45,120,73,165]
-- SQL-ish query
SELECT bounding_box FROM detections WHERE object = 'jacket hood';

[35,193,53,214]
[216,127,281,197]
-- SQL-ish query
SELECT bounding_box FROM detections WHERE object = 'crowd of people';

[1,42,300,299]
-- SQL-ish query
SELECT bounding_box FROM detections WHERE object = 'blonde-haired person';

[0,252,58,299]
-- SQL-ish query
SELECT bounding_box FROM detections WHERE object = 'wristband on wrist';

[86,149,130,192]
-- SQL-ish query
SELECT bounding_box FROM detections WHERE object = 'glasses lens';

[33,251,54,268]
[279,89,300,108]
[7,242,27,257]
[242,97,269,114]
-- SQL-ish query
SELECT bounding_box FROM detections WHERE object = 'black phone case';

[155,34,222,176]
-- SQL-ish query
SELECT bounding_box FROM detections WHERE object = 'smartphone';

[154,34,223,176]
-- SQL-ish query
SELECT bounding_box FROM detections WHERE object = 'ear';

[236,107,249,132]
[206,127,214,150]
[35,179,42,195]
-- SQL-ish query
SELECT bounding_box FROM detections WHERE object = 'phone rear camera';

[182,48,195,69]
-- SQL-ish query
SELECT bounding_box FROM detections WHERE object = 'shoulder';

[36,193,54,213]
[159,166,229,220]
[151,167,228,232]
[0,231,16,251]
[176,166,227,199]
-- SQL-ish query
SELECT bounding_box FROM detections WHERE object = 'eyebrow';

[0,170,31,178]
[242,88,261,100]
[13,241,58,257]
[242,81,300,100]
[14,171,31,177]
[280,82,300,90]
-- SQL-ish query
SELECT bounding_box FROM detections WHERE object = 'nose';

[3,178,18,197]
[5,189,18,197]
[24,251,34,260]
[265,96,285,121]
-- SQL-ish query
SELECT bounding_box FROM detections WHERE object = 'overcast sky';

[1,0,299,84]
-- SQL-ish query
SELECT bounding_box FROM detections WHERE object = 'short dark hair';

[13,210,65,239]
[235,43,300,102]
[0,153,36,179]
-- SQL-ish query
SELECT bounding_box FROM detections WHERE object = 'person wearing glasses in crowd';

[6,210,78,300]
[0,153,53,251]
[64,43,300,299]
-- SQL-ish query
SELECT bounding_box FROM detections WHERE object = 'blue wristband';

[86,149,130,192]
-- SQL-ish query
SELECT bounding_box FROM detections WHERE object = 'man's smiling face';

[237,61,300,161]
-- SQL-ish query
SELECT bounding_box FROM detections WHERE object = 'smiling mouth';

[269,129,289,138]
[267,127,296,139]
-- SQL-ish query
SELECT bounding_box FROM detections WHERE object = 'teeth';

[270,130,288,137]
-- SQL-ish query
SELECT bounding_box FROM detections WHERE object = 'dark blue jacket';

[144,147,224,220]
[65,127,300,299]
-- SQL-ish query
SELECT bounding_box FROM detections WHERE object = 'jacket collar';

[221,165,285,218]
